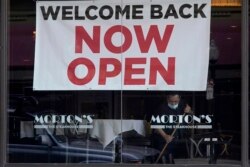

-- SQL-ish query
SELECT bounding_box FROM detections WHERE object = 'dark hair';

[166,91,180,96]
[166,91,181,98]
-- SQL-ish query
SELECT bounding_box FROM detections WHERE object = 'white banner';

[34,0,211,90]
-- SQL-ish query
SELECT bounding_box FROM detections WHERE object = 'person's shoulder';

[179,100,186,107]
[156,103,168,114]
[176,100,187,111]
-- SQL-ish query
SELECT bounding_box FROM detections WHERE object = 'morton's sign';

[34,0,211,90]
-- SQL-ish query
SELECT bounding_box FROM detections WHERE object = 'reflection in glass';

[7,0,242,165]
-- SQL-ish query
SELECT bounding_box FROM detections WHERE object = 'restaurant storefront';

[0,0,249,167]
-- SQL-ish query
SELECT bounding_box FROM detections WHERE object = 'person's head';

[166,92,181,110]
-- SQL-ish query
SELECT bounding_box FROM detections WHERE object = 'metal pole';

[190,92,196,159]
[0,0,8,166]
[241,0,249,166]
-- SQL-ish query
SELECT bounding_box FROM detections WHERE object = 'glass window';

[6,0,244,166]
[121,3,242,165]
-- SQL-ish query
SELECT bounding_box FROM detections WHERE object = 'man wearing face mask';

[151,92,192,164]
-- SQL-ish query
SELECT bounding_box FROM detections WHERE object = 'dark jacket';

[151,101,188,139]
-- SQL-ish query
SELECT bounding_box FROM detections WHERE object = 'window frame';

[1,0,249,166]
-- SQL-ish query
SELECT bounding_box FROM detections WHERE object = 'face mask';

[168,103,178,110]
